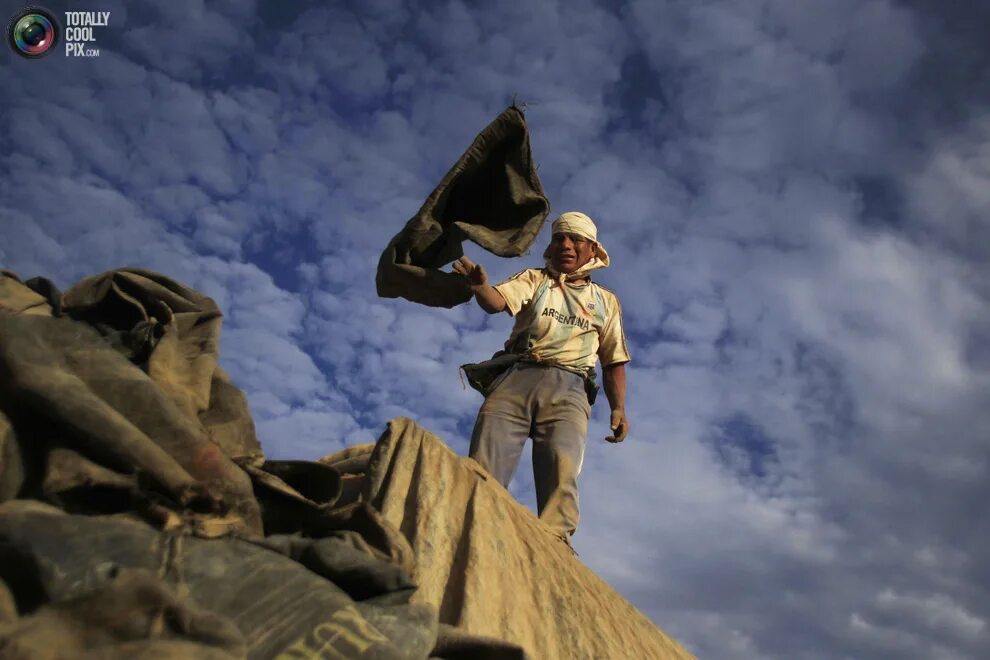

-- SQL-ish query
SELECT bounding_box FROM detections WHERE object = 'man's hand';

[605,408,628,443]
[452,256,488,287]
[602,363,628,443]
[452,256,506,314]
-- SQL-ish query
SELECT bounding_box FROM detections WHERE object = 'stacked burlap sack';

[0,268,524,659]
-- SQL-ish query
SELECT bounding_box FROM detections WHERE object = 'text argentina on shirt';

[541,307,591,331]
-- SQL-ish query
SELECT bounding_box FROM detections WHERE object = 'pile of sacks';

[0,268,523,659]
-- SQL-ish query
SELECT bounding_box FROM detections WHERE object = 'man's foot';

[555,533,579,557]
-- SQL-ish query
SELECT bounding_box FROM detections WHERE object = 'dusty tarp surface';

[364,418,695,660]
[0,269,526,659]
[375,106,550,308]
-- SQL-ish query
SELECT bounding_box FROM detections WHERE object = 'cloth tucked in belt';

[461,352,600,405]
[375,106,551,308]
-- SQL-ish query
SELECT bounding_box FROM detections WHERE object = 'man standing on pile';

[453,211,630,543]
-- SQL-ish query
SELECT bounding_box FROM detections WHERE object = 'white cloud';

[876,589,987,643]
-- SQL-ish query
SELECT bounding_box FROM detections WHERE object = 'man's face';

[548,232,597,274]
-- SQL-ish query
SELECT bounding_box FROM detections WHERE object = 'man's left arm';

[598,290,631,443]
[603,362,628,443]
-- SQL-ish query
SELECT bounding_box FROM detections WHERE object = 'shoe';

[555,533,579,557]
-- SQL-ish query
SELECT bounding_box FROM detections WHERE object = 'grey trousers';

[468,364,591,537]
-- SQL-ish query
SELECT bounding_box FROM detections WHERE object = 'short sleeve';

[598,291,631,366]
[493,269,543,316]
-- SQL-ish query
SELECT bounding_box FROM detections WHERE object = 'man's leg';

[468,367,535,487]
[531,369,590,537]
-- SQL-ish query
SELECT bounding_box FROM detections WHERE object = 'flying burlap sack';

[375,106,551,308]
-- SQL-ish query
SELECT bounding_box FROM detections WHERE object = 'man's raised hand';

[453,257,506,314]
[452,256,488,288]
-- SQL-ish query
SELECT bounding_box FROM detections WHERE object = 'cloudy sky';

[2,0,988,657]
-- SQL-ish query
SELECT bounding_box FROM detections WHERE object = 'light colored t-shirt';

[493,268,631,372]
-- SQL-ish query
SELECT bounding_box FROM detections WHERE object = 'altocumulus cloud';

[1,0,988,658]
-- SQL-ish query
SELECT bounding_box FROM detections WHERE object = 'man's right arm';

[472,282,507,314]
[452,256,507,314]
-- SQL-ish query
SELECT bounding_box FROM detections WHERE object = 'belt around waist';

[516,359,587,378]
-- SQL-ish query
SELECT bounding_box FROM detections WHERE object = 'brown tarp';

[363,418,695,660]
[375,106,551,308]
